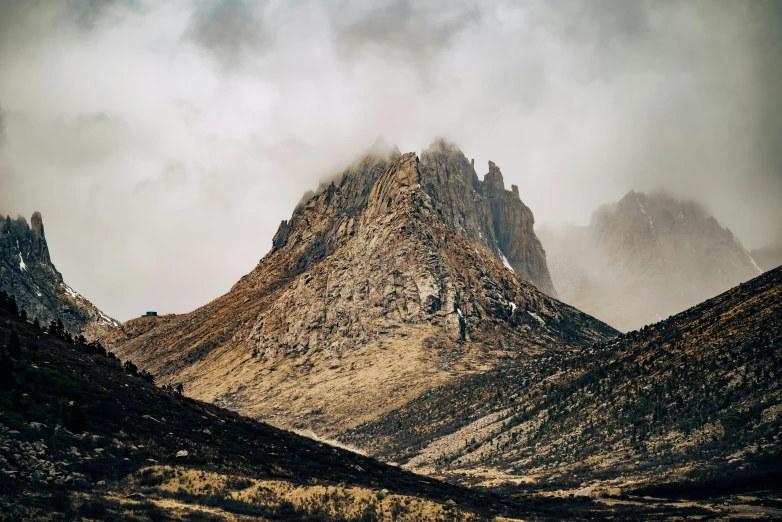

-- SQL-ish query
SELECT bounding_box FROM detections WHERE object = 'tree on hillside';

[0,351,15,390]
[123,360,139,376]
[62,401,86,433]
[7,332,21,360]
[139,370,155,384]
[19,309,27,322]
[175,383,184,396]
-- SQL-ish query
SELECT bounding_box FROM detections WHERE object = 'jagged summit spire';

[484,160,504,190]
[0,211,117,336]
[278,138,557,296]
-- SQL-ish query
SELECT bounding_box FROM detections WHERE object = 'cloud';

[185,0,271,69]
[0,0,780,321]
[332,0,481,62]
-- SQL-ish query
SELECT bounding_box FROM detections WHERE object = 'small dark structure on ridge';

[144,311,158,317]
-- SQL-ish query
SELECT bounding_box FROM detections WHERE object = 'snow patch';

[500,251,515,273]
[457,308,463,318]
[527,311,545,325]
[744,250,763,274]
[509,302,517,313]
[636,194,661,248]
[733,238,762,274]
[61,283,80,299]
[18,253,27,271]
[97,311,119,327]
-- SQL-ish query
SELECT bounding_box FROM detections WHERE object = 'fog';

[1,0,780,321]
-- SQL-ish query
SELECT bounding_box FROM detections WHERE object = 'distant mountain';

[539,191,762,331]
[751,241,782,272]
[0,212,117,337]
[341,267,782,499]
[102,141,615,438]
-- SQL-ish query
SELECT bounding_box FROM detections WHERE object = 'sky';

[1,0,781,322]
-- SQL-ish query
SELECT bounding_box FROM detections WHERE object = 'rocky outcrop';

[102,147,615,436]
[418,139,557,297]
[540,191,763,331]
[0,212,118,337]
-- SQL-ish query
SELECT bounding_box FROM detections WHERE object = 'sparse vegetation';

[343,267,782,500]
[0,294,557,521]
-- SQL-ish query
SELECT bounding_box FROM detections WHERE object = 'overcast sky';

[1,0,781,321]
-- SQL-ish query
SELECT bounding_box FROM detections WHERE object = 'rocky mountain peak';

[364,152,420,220]
[103,145,613,435]
[485,160,505,190]
[267,140,557,296]
[29,211,51,264]
[417,139,557,296]
[542,190,762,331]
[0,212,117,337]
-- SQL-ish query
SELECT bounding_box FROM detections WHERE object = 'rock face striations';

[418,139,557,297]
[102,143,615,436]
[0,212,118,337]
[540,191,762,331]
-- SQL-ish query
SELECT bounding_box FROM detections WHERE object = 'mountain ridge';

[341,266,782,501]
[0,212,118,338]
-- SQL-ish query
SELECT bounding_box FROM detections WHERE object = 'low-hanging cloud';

[333,0,482,62]
[0,0,780,321]
[185,0,272,69]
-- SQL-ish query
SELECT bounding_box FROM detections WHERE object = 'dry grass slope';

[342,267,782,514]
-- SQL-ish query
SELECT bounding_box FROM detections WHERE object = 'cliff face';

[418,139,557,297]
[0,212,118,337]
[102,147,614,436]
[541,191,762,331]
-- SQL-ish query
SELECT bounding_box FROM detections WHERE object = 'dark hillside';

[342,268,782,505]
[0,298,525,521]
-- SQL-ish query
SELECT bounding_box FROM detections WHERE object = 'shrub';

[49,490,71,513]
[78,500,108,518]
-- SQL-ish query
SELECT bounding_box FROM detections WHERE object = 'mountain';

[0,212,118,337]
[340,267,782,509]
[751,241,782,272]
[102,142,616,438]
[419,139,557,297]
[0,296,546,521]
[539,191,762,331]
